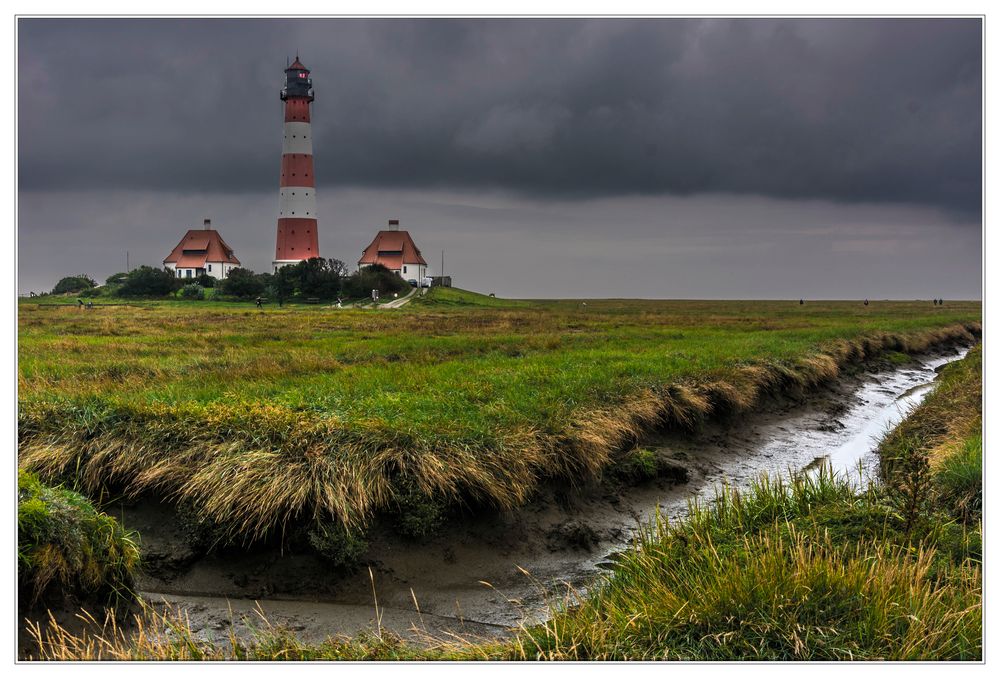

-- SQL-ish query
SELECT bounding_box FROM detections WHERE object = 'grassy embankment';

[26,346,982,660]
[18,293,979,551]
[18,470,140,610]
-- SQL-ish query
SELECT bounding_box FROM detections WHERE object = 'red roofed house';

[358,220,428,283]
[163,219,241,280]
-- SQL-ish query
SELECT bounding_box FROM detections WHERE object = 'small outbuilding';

[164,219,241,280]
[358,220,428,282]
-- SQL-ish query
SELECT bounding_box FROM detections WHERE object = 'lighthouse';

[273,56,320,271]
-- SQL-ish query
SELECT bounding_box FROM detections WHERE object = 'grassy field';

[18,292,980,545]
[26,347,983,661]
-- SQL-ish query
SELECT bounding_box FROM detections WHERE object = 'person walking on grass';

[255,296,263,309]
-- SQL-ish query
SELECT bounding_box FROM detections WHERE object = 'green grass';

[18,470,140,609]
[879,344,982,523]
[411,286,532,307]
[24,342,983,661]
[936,434,982,521]
[18,295,980,545]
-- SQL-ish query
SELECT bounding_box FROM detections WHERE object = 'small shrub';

[609,448,688,485]
[79,287,103,298]
[609,448,660,482]
[218,267,266,299]
[179,284,205,300]
[342,263,407,299]
[307,520,368,568]
[175,501,235,553]
[195,273,216,288]
[118,266,181,298]
[51,275,96,295]
[392,479,448,539]
[105,272,129,286]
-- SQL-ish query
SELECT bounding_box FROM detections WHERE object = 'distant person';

[864,299,869,306]
[799,299,804,305]
[77,299,84,308]
[337,296,343,308]
[255,296,263,309]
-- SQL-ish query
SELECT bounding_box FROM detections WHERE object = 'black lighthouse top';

[281,56,314,102]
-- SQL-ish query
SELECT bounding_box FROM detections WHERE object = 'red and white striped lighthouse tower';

[273,56,320,271]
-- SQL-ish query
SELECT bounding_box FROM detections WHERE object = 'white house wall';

[400,262,426,283]
[165,261,237,280]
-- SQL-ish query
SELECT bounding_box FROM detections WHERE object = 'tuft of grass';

[18,469,140,609]
[935,434,982,522]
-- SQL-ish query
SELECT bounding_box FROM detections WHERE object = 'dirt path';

[89,345,971,648]
[379,287,418,309]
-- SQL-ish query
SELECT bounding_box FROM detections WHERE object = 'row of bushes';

[47,259,409,302]
[216,260,408,301]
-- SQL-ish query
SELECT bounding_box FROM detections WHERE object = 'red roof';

[288,57,308,71]
[358,230,427,268]
[164,229,241,268]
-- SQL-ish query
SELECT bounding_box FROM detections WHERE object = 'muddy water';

[130,348,969,647]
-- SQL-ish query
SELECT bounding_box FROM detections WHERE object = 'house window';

[403,265,407,274]
[186,270,192,278]
[208,264,212,272]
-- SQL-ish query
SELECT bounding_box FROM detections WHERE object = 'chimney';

[204,218,212,230]
[388,219,399,230]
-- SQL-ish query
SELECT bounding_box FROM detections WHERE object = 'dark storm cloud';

[18,18,981,212]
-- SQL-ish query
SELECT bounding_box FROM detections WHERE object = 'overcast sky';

[17,18,982,298]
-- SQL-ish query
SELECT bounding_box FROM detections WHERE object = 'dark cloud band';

[18,18,981,213]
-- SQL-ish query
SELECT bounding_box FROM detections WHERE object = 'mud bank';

[40,344,957,651]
